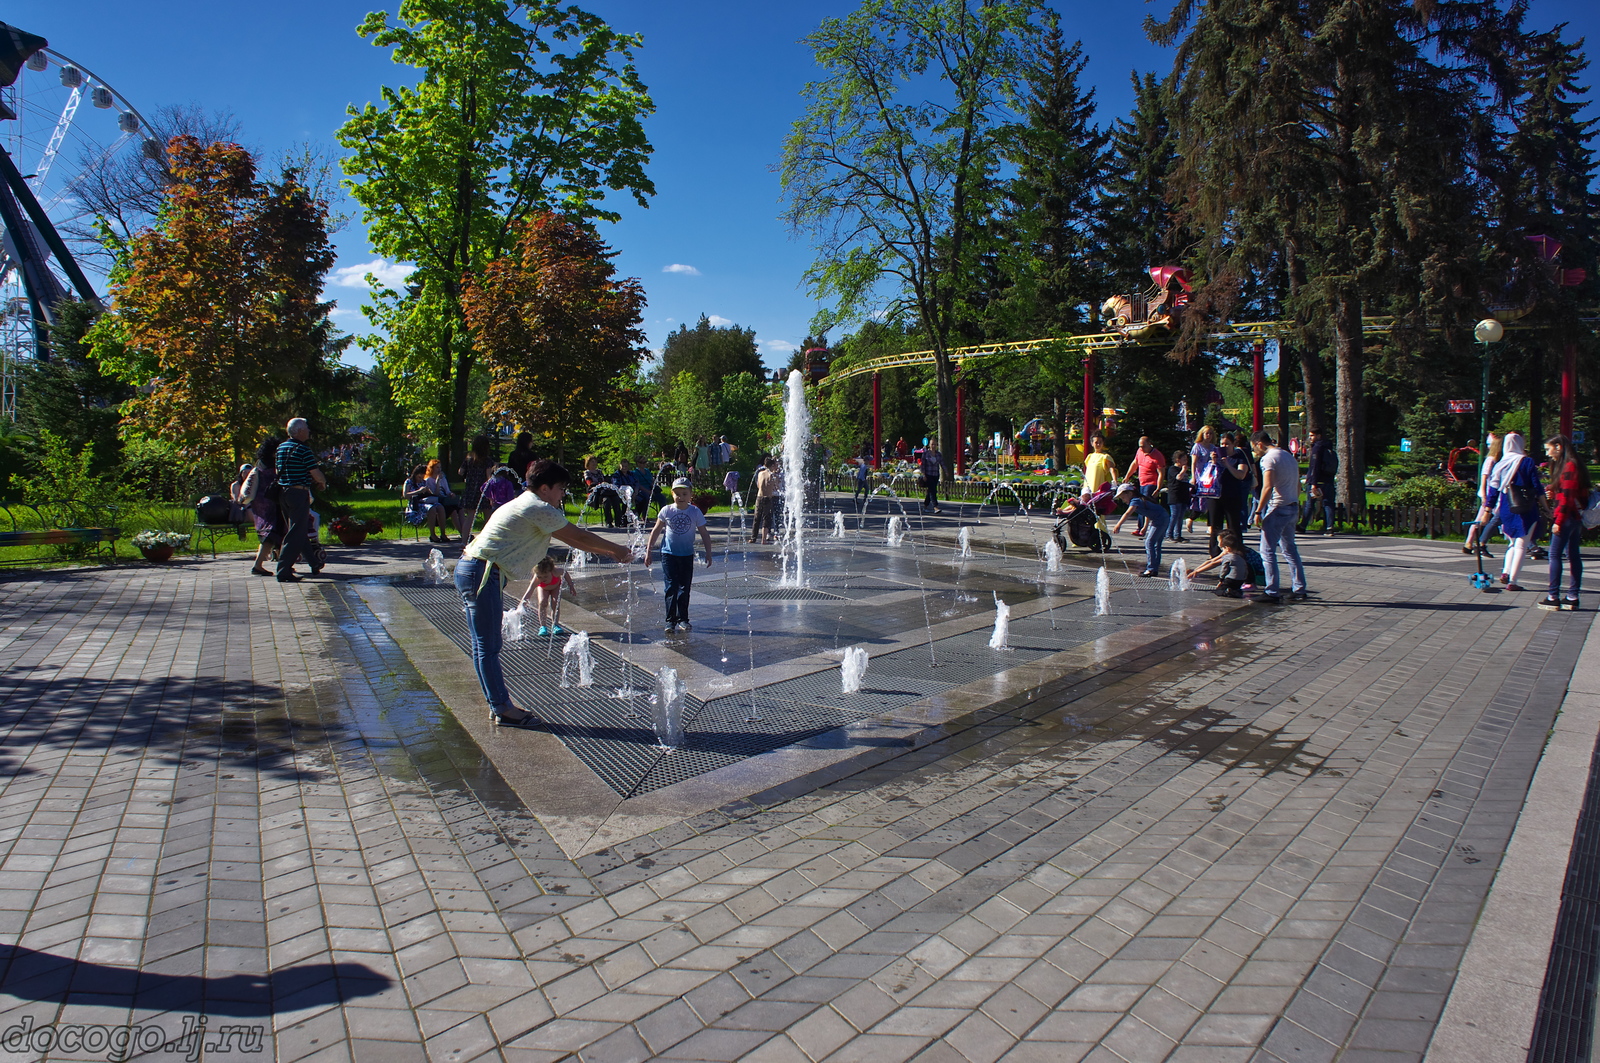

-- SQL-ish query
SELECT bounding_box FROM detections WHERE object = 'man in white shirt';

[1250,430,1308,604]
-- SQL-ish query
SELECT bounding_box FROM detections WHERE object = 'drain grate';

[740,588,850,601]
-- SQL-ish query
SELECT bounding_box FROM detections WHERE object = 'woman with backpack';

[1541,434,1591,610]
[1489,432,1544,592]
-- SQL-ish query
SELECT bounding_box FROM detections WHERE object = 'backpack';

[195,496,234,524]
[1582,488,1600,530]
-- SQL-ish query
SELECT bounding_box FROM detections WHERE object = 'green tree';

[659,372,718,455]
[659,314,763,393]
[1096,72,1180,295]
[714,371,770,465]
[18,299,130,474]
[461,212,648,463]
[338,0,654,469]
[782,0,1040,470]
[94,137,340,468]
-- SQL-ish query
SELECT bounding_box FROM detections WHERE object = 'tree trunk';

[933,348,955,478]
[1300,347,1327,434]
[1333,289,1365,512]
[1277,343,1292,445]
[1529,345,1544,445]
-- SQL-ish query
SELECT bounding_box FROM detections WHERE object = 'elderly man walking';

[275,418,327,583]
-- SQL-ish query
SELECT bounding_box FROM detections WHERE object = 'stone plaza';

[0,506,1595,1063]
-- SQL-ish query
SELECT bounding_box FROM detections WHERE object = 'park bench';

[191,519,252,557]
[0,500,122,567]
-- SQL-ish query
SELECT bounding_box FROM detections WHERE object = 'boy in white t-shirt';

[644,478,714,634]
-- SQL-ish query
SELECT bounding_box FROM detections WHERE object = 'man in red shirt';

[1123,436,1166,536]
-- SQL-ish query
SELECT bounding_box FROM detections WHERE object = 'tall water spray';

[778,369,810,586]
[1044,539,1062,573]
[833,511,846,538]
[653,667,687,749]
[886,516,906,547]
[958,526,973,559]
[1094,566,1112,616]
[989,594,1011,649]
[841,645,869,694]
[570,548,588,571]
[560,631,595,688]
[1169,557,1192,592]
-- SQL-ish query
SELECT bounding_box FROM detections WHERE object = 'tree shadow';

[0,944,391,1017]
[0,672,340,781]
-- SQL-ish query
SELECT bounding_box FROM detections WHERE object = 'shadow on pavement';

[0,945,393,1017]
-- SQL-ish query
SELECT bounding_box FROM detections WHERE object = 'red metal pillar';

[1251,342,1265,433]
[871,372,881,468]
[955,381,966,475]
[1082,352,1096,442]
[1561,342,1577,438]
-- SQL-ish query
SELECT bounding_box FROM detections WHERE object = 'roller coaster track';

[814,312,1600,387]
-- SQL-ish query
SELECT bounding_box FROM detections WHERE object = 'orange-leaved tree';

[463,212,648,461]
[106,136,337,466]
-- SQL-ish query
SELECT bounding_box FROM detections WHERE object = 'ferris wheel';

[0,21,155,420]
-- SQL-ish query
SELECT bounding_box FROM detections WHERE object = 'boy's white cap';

[1115,482,1136,498]
[671,478,692,491]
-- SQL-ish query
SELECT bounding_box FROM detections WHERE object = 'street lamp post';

[1474,319,1504,451]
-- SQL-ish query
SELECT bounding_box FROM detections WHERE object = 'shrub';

[1380,475,1476,509]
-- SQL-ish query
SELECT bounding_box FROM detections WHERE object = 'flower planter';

[140,545,176,563]
[335,530,369,548]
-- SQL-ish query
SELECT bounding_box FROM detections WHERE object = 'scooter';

[1465,521,1494,592]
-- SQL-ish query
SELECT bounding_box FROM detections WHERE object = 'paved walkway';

[0,517,1594,1063]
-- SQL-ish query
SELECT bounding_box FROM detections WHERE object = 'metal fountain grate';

[394,570,1197,798]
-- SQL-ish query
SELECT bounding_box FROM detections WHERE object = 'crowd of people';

[1462,430,1590,608]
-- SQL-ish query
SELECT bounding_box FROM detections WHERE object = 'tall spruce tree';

[1150,0,1520,508]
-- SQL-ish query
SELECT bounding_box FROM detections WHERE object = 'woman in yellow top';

[1081,433,1119,499]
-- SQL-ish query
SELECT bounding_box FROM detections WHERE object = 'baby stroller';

[1053,489,1113,553]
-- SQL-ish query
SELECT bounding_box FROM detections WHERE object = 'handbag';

[1195,453,1221,499]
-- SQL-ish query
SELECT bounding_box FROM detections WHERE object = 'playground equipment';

[1101,265,1193,339]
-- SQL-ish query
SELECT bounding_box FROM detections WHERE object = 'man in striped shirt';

[275,418,328,583]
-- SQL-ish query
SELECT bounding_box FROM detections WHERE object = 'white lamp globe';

[1474,319,1504,343]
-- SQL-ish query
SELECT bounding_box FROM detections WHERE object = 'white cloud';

[662,263,701,276]
[760,339,796,355]
[330,258,414,290]
[707,315,734,327]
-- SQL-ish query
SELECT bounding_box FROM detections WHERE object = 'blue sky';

[10,0,1599,372]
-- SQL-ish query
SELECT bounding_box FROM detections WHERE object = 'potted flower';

[328,511,383,547]
[132,530,192,562]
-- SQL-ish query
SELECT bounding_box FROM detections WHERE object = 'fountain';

[989,594,1011,650]
[653,666,687,750]
[958,526,973,559]
[501,604,526,642]
[841,645,869,694]
[1094,566,1112,616]
[886,515,907,547]
[423,548,449,584]
[833,510,846,538]
[1044,539,1062,573]
[569,548,588,570]
[560,631,595,687]
[1169,557,1192,592]
[777,369,810,587]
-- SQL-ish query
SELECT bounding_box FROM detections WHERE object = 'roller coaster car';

[1481,234,1587,323]
[1100,266,1193,339]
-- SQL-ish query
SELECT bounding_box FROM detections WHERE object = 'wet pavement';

[0,502,1595,1062]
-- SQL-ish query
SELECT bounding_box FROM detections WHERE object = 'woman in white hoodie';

[1488,433,1544,591]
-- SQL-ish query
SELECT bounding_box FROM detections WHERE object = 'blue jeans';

[662,553,695,623]
[1128,498,1168,572]
[1167,503,1185,540]
[1549,524,1583,597]
[1259,507,1307,595]
[454,557,512,712]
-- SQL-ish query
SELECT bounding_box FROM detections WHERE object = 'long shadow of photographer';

[0,944,392,1017]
